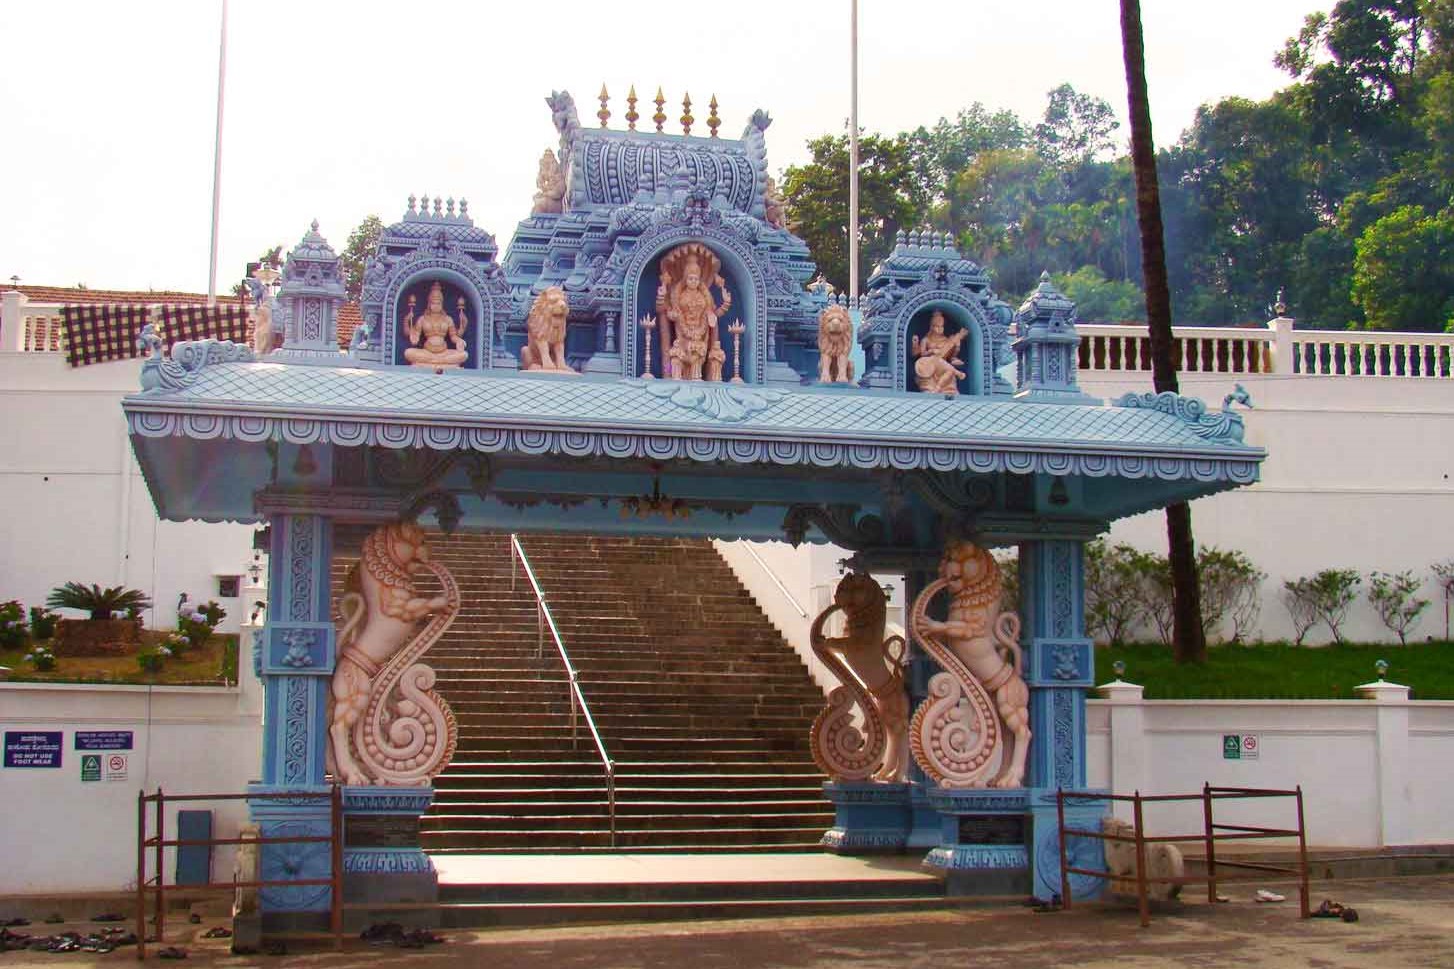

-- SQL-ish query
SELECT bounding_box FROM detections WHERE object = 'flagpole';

[207,0,228,308]
[848,0,860,301]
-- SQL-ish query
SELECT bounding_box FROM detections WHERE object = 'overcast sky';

[0,0,1321,294]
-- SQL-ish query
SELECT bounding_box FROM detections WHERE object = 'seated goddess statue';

[655,243,730,381]
[912,310,967,394]
[402,281,468,368]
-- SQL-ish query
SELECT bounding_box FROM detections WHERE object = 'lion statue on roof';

[520,286,575,373]
[817,304,855,384]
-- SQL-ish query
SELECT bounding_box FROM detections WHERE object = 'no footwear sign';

[1223,734,1260,760]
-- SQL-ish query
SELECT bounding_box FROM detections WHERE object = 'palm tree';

[46,583,152,621]
[1119,0,1207,664]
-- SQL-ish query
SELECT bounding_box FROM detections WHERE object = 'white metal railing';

[508,533,615,845]
[1077,319,1454,379]
[742,542,808,618]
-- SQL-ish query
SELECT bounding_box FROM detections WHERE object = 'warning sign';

[81,754,102,782]
[1223,734,1261,760]
[4,731,62,768]
[106,753,129,782]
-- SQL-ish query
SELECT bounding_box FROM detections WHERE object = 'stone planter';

[53,618,141,656]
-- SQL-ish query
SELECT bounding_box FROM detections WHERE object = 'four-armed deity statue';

[656,242,732,381]
[402,281,469,368]
[912,310,967,394]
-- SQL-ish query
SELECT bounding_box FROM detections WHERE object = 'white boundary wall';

[0,661,264,894]
[2,675,1449,894]
[0,352,255,633]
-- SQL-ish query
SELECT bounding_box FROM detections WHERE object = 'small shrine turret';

[273,221,346,363]
[1012,272,1094,402]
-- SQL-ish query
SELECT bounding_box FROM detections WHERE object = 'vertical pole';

[1132,791,1149,928]
[207,0,228,307]
[848,0,860,301]
[154,789,166,945]
[1057,789,1072,910]
[206,0,225,305]
[1202,782,1218,905]
[136,791,147,961]
[330,785,344,949]
[1295,786,1310,919]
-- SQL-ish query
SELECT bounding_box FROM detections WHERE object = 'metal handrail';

[740,541,808,618]
[509,533,616,845]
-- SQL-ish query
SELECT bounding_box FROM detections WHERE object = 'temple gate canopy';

[122,88,1264,915]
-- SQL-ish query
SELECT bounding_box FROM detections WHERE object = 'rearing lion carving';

[328,522,459,787]
[909,539,1030,788]
[817,305,855,385]
[520,286,575,373]
[809,573,909,782]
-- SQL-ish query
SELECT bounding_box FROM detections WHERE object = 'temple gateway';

[123,89,1264,919]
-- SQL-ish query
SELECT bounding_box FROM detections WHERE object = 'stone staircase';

[335,529,833,853]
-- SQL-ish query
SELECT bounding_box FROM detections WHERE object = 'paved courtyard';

[4,874,1453,968]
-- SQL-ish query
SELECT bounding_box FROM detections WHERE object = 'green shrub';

[136,643,171,673]
[1283,569,1362,645]
[0,600,27,650]
[24,644,56,672]
[1198,547,1266,644]
[27,606,59,641]
[177,600,226,650]
[1368,570,1430,645]
[1085,541,1150,645]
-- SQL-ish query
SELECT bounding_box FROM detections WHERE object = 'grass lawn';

[0,632,239,686]
[1098,641,1454,700]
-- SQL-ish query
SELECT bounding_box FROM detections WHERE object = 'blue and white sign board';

[4,731,63,768]
[75,731,133,751]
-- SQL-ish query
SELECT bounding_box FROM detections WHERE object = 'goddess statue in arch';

[402,281,469,368]
[655,243,732,381]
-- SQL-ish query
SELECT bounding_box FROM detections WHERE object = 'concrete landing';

[435,852,936,888]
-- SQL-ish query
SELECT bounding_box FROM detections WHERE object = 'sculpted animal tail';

[353,560,460,785]
[907,578,1000,787]
[808,604,887,782]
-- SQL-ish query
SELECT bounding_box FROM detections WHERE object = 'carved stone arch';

[380,259,494,368]
[620,225,769,382]
[890,290,995,395]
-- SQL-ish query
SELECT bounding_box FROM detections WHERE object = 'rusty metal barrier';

[135,787,342,959]
[1057,784,1310,927]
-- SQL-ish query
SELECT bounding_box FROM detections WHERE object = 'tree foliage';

[341,215,384,303]
[777,1,1454,331]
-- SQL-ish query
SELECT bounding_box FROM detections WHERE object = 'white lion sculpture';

[520,286,575,373]
[1103,816,1185,900]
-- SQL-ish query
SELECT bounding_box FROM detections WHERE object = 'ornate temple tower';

[273,221,346,363]
[1013,272,1096,402]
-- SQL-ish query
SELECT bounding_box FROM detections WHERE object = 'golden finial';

[625,85,639,130]
[707,94,720,138]
[653,87,667,132]
[681,92,694,136]
[598,84,610,128]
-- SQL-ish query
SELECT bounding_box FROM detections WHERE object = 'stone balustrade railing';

[1,292,66,353]
[1079,317,1454,379]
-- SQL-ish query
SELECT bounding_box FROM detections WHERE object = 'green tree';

[1034,83,1121,170]
[781,133,929,293]
[341,215,384,303]
[1047,266,1145,322]
[1352,204,1454,330]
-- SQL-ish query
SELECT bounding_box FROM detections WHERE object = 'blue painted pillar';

[251,512,337,914]
[1019,538,1105,901]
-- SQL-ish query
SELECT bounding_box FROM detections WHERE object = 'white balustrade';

[1,292,66,353]
[1077,318,1452,378]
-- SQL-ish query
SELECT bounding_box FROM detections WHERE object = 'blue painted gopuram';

[122,90,1265,918]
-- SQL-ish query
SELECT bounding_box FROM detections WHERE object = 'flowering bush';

[0,600,27,650]
[28,606,59,641]
[136,643,172,673]
[24,645,56,672]
[177,600,226,650]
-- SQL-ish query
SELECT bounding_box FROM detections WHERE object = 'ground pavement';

[3,874,1453,968]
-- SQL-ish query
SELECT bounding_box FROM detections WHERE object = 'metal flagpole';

[848,0,860,301]
[207,0,229,308]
